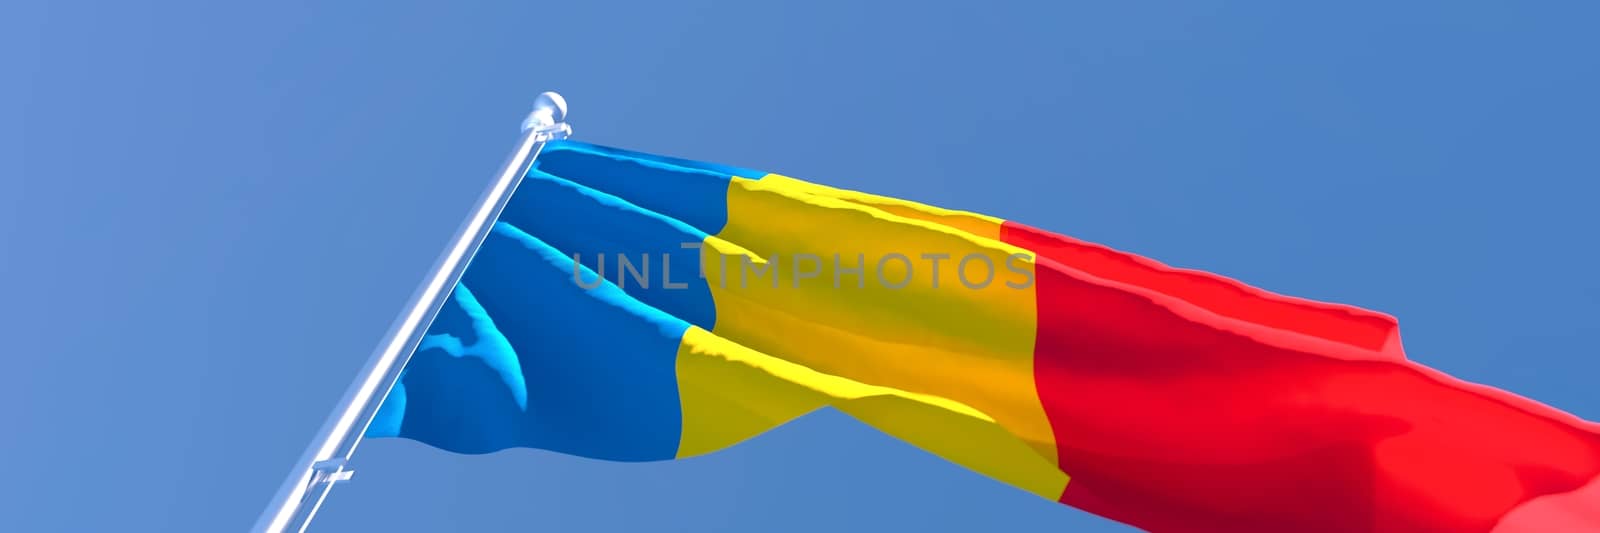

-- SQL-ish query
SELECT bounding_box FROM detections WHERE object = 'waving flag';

[365,140,1600,532]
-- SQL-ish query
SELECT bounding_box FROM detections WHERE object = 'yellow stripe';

[701,176,1058,467]
[753,174,1007,240]
[674,326,1069,499]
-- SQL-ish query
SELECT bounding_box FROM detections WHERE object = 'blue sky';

[4,1,1598,531]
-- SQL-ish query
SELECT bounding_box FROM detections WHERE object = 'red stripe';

[1002,221,1600,532]
[1490,474,1600,532]
[1001,221,1405,359]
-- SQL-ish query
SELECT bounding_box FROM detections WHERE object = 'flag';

[365,140,1600,532]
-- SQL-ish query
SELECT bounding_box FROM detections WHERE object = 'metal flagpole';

[252,91,572,533]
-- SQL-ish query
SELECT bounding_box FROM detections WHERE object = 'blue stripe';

[546,140,769,182]
[534,141,747,235]
[499,169,717,330]
[367,222,686,461]
[368,142,773,459]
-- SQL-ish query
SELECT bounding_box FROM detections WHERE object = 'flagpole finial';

[522,91,569,135]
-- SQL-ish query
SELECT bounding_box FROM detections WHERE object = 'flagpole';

[252,92,572,533]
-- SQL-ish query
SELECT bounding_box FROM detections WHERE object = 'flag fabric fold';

[366,140,1600,532]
